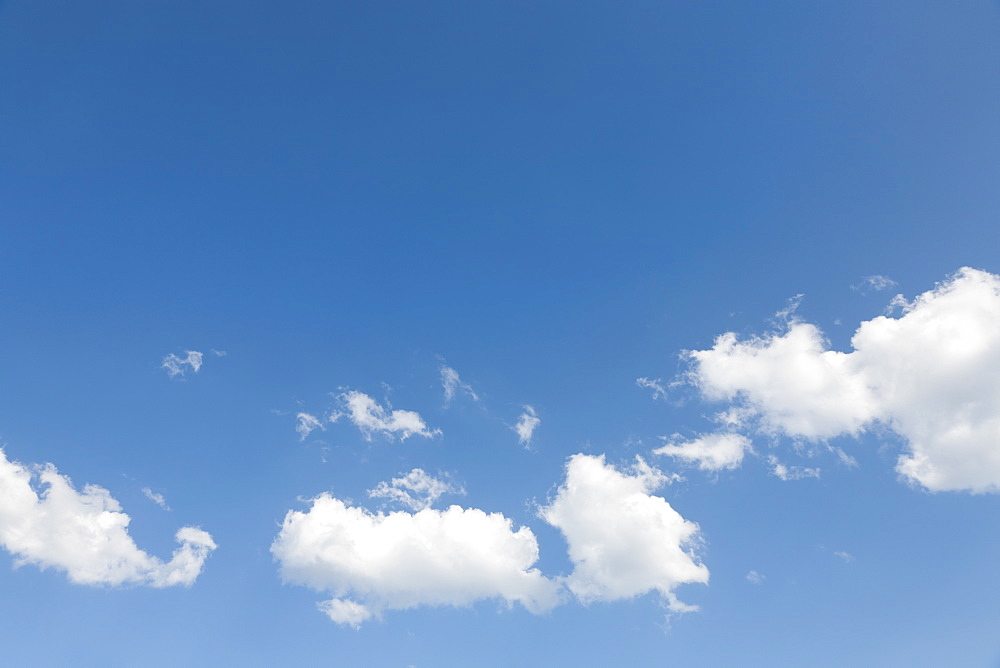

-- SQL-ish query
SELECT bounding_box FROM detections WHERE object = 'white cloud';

[834,550,855,563]
[767,456,820,481]
[538,454,708,611]
[368,469,464,511]
[513,406,540,448]
[210,349,227,357]
[161,350,203,378]
[654,432,751,471]
[441,365,479,405]
[636,377,668,401]
[746,570,765,584]
[142,487,170,510]
[332,390,440,441]
[271,494,560,628]
[0,449,215,587]
[295,412,325,440]
[852,274,898,293]
[687,268,1000,493]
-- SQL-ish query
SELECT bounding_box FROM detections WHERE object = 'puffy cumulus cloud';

[295,412,325,440]
[0,449,215,587]
[333,390,440,441]
[161,350,203,378]
[368,468,465,511]
[539,454,708,611]
[440,365,479,405]
[687,268,1000,493]
[513,406,540,448]
[271,495,561,628]
[654,432,751,471]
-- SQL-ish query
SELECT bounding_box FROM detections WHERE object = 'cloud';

[834,551,855,563]
[513,406,540,448]
[0,449,215,587]
[333,390,440,441]
[161,350,203,378]
[636,377,668,401]
[538,454,708,611]
[295,412,325,440]
[852,274,898,294]
[746,570,765,584]
[686,268,1000,493]
[368,469,465,511]
[441,365,479,405]
[271,493,560,627]
[142,487,170,510]
[654,432,751,471]
[767,456,820,481]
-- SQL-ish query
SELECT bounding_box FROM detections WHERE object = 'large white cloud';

[539,454,709,611]
[272,493,560,627]
[333,390,440,441]
[0,449,215,587]
[687,267,1000,493]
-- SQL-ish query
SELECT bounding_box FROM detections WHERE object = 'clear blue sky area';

[2,2,1000,666]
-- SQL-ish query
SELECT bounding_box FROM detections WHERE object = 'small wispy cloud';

[295,412,325,440]
[636,377,668,401]
[142,487,170,510]
[513,406,540,448]
[441,365,479,406]
[852,274,898,294]
[210,349,227,357]
[834,551,855,563]
[332,390,440,441]
[161,350,204,378]
[768,456,820,481]
[746,570,765,584]
[368,469,465,511]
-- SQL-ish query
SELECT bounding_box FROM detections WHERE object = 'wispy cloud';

[851,274,898,294]
[368,468,464,511]
[654,432,751,471]
[440,365,479,405]
[767,456,820,481]
[295,412,325,440]
[161,350,204,378]
[513,406,540,448]
[746,570,765,584]
[333,390,440,441]
[636,377,668,401]
[142,487,171,510]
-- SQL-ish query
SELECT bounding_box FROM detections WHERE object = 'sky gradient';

[3,2,1000,666]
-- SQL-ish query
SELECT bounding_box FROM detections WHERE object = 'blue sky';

[3,2,1000,665]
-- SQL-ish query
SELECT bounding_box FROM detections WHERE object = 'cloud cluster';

[271,496,560,628]
[687,267,1000,492]
[333,390,440,441]
[0,449,215,587]
[161,350,203,378]
[539,454,708,611]
[513,406,540,448]
[368,469,464,511]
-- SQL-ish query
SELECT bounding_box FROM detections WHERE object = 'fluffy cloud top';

[271,494,560,627]
[161,350,203,378]
[368,468,464,511]
[687,267,1000,493]
[0,449,215,587]
[539,454,708,611]
[654,432,751,471]
[334,390,440,441]
[441,365,479,405]
[513,405,540,448]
